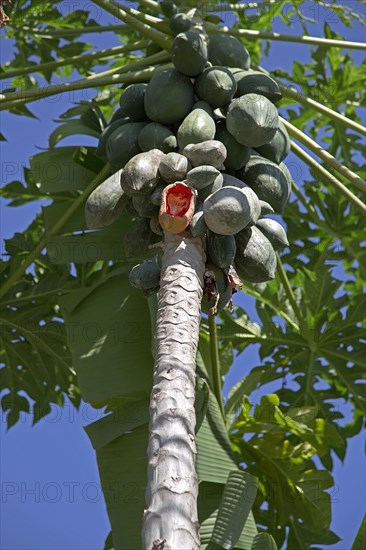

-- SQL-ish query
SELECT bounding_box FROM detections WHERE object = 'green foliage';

[1,0,365,548]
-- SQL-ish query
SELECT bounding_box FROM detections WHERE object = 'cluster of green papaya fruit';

[87,1,291,314]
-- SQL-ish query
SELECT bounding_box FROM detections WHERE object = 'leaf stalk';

[281,117,366,193]
[205,23,366,50]
[208,314,225,419]
[0,41,150,81]
[289,141,366,215]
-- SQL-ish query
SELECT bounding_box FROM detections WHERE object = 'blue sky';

[1,2,365,549]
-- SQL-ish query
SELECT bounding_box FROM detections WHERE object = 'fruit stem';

[205,23,366,50]
[208,314,226,420]
[290,141,366,215]
[0,163,111,300]
[281,117,366,194]
[0,41,150,81]
[91,0,172,51]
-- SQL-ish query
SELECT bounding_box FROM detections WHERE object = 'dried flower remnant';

[0,0,11,26]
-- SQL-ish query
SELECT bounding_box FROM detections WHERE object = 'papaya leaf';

[287,519,341,548]
[211,470,258,549]
[224,368,272,427]
[46,215,130,264]
[73,146,106,174]
[29,147,96,192]
[251,533,278,550]
[96,424,149,549]
[195,376,210,433]
[42,202,87,234]
[351,514,366,550]
[48,121,101,148]
[199,482,258,550]
[59,272,153,403]
[85,397,149,450]
[103,531,114,550]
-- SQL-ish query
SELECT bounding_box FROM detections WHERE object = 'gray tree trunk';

[142,231,206,550]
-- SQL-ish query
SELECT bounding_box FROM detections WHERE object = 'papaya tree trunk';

[142,231,206,550]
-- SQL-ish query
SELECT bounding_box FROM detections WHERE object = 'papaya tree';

[1,1,365,549]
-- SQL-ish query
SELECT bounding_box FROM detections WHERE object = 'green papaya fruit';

[279,161,292,200]
[208,33,250,69]
[222,173,248,189]
[108,107,128,125]
[172,31,208,77]
[159,152,190,183]
[129,260,161,292]
[203,185,260,235]
[138,122,177,153]
[151,183,166,206]
[186,165,221,190]
[226,94,279,147]
[95,117,130,157]
[192,100,215,118]
[255,218,289,250]
[144,68,195,124]
[160,0,178,18]
[150,216,164,236]
[235,226,277,282]
[242,155,290,213]
[125,197,138,217]
[215,121,251,170]
[197,173,224,201]
[119,83,148,121]
[85,169,126,229]
[255,120,291,164]
[207,231,237,268]
[132,194,159,218]
[194,66,237,108]
[177,108,216,150]
[124,217,154,260]
[259,200,274,216]
[169,12,192,35]
[106,122,146,172]
[120,149,165,195]
[190,209,207,237]
[232,70,282,103]
[183,140,227,169]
